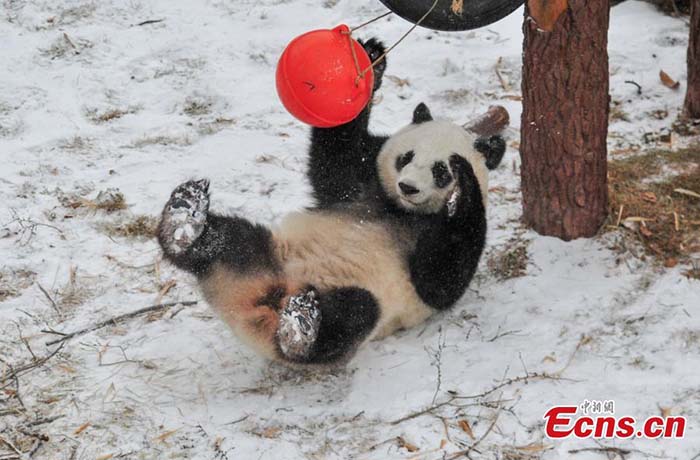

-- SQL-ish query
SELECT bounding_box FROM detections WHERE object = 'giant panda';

[157,39,506,368]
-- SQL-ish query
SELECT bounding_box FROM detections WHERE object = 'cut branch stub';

[464,105,510,136]
[528,0,569,31]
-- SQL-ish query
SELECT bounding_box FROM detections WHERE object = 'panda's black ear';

[474,135,506,170]
[412,103,433,124]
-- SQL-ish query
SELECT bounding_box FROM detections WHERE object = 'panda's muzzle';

[398,182,420,196]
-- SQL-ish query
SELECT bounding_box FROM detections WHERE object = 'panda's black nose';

[399,182,420,196]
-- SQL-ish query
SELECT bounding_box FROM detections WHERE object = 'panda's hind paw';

[159,179,210,255]
[277,289,321,360]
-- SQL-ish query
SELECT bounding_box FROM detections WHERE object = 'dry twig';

[136,18,165,26]
[494,57,511,92]
[391,369,567,426]
[36,283,60,315]
[44,300,198,346]
[444,408,501,459]
[0,436,21,459]
[0,343,65,390]
[568,446,630,459]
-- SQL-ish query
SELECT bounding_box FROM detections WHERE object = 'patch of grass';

[672,117,700,137]
[0,269,36,302]
[86,107,138,124]
[248,52,269,65]
[684,261,700,280]
[0,102,24,137]
[59,135,92,151]
[60,188,127,213]
[606,147,700,266]
[101,215,158,239]
[435,88,472,104]
[0,119,23,138]
[675,328,700,351]
[41,4,97,28]
[609,100,630,122]
[130,135,192,148]
[40,34,92,60]
[57,266,91,309]
[196,117,236,136]
[183,97,212,116]
[93,189,127,212]
[487,238,530,280]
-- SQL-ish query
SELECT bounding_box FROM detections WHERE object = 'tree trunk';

[520,0,610,241]
[684,0,700,118]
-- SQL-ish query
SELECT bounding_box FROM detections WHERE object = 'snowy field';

[1,1,699,459]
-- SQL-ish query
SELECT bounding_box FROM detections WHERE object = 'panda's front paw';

[277,289,321,360]
[445,155,472,219]
[158,179,210,255]
[446,186,462,218]
[359,37,386,91]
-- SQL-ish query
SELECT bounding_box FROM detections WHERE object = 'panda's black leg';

[409,157,488,311]
[307,38,389,208]
[277,287,379,365]
[157,179,278,277]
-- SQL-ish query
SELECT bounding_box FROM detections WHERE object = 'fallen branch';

[44,301,198,346]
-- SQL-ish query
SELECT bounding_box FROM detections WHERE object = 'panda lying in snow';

[157,39,505,367]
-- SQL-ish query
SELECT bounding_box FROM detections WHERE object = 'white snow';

[1,1,698,459]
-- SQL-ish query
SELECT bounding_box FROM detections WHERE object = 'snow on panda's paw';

[160,179,210,254]
[277,289,321,360]
[446,186,461,218]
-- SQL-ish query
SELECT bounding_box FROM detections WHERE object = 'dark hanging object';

[378,0,524,31]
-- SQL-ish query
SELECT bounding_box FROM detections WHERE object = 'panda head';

[377,103,506,214]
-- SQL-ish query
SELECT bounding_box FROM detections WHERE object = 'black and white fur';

[157,39,506,367]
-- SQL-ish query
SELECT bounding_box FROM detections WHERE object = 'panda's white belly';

[274,211,432,339]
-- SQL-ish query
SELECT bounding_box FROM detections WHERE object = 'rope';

[342,0,441,86]
[347,29,362,84]
[348,11,393,33]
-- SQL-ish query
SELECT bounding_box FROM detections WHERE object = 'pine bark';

[683,0,700,118]
[520,0,611,241]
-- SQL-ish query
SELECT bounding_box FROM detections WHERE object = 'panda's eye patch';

[432,161,452,188]
[395,151,414,171]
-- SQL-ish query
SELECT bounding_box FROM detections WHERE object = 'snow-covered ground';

[1,1,698,459]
